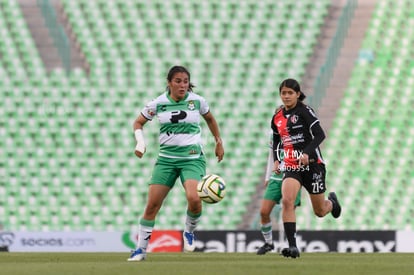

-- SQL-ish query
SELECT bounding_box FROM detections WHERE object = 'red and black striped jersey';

[271,103,325,168]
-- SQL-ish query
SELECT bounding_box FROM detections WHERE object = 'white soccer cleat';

[183,231,196,252]
[127,248,146,262]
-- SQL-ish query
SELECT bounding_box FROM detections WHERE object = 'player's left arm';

[300,106,326,164]
[203,111,224,162]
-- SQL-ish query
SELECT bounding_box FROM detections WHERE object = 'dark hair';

[166,65,195,92]
[279,78,306,101]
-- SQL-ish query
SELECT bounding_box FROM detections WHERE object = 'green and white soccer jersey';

[142,92,209,159]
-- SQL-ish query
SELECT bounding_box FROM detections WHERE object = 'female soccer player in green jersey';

[128,66,224,261]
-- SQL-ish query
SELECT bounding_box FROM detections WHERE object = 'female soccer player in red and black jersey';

[271,78,341,258]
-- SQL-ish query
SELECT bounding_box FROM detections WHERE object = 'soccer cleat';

[281,246,300,258]
[328,192,342,218]
[257,243,274,255]
[127,248,146,262]
[183,231,196,252]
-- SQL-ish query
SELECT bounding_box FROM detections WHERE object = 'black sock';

[284,222,297,247]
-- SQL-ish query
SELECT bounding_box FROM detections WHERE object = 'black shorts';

[283,164,326,194]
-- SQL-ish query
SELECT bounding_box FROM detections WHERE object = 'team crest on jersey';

[290,115,298,124]
[187,101,195,110]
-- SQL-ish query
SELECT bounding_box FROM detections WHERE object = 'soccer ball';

[197,174,226,204]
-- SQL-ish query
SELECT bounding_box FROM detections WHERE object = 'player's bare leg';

[183,179,201,252]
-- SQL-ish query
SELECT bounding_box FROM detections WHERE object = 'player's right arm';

[133,99,157,158]
[133,114,149,158]
[270,114,281,174]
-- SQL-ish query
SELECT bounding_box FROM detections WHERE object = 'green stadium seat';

[302,0,414,231]
[2,0,330,231]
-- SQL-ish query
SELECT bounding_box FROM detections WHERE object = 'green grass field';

[1,252,413,275]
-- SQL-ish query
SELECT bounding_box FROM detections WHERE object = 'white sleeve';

[141,99,157,120]
[265,147,274,181]
[199,96,210,115]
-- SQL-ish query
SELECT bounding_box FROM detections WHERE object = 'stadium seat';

[300,0,414,231]
[1,0,330,231]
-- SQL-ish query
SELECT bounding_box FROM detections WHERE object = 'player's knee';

[259,209,270,220]
[187,195,202,211]
[144,203,162,217]
[281,197,295,210]
[187,193,201,204]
